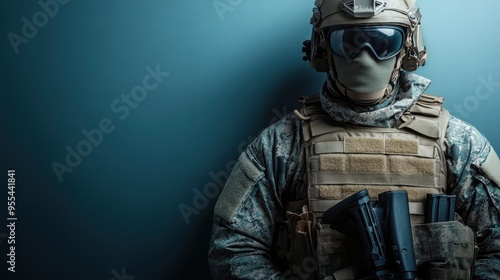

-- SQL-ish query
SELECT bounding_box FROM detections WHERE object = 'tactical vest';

[273,94,477,280]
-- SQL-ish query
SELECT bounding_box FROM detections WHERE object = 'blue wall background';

[1,1,499,279]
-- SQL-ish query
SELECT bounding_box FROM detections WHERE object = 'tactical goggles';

[328,26,405,61]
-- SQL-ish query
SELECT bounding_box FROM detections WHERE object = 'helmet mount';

[340,0,387,18]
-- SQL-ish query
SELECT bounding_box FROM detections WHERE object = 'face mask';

[327,25,404,103]
[332,50,397,105]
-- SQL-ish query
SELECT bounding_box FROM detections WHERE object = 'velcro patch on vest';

[389,156,435,175]
[318,154,390,173]
[316,155,435,176]
[348,155,387,173]
[318,154,387,173]
[319,155,346,172]
[345,138,385,153]
[385,138,419,154]
[310,154,439,188]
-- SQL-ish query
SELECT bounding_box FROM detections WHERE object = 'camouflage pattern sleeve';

[208,113,304,279]
[445,115,500,279]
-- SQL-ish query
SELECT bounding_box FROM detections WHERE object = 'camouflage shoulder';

[445,114,491,176]
[240,113,302,182]
[246,112,304,164]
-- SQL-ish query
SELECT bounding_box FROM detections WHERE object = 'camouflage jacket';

[208,72,500,279]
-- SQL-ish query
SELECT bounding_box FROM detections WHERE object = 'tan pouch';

[412,221,477,280]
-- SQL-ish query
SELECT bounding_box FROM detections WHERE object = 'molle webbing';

[300,94,449,214]
[303,128,447,217]
[298,94,450,279]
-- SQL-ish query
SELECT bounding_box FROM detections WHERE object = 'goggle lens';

[329,26,405,61]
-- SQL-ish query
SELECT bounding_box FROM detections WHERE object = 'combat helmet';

[303,0,427,104]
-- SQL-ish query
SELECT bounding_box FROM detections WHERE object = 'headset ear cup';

[401,51,420,72]
[302,7,329,72]
[309,30,329,72]
[402,24,426,72]
[401,48,427,72]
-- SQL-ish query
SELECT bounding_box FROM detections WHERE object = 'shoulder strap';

[398,93,450,143]
[295,95,339,143]
[298,94,450,141]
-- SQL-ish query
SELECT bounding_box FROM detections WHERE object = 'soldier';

[208,0,500,279]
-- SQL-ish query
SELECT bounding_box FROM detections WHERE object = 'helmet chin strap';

[328,44,407,106]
